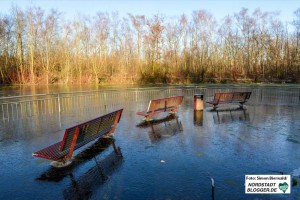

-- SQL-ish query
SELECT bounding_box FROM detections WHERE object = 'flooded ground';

[0,90,300,199]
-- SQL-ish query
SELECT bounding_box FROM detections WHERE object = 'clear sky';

[1,0,299,22]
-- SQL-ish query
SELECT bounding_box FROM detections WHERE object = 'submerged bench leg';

[175,116,183,131]
[171,113,182,131]
[213,105,218,110]
[239,103,244,109]
[143,116,155,133]
[51,159,73,168]
[146,120,155,134]
[111,139,122,156]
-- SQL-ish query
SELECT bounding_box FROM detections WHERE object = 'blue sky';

[1,0,299,22]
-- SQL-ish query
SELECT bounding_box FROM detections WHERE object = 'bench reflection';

[213,109,249,124]
[36,138,121,182]
[137,114,183,143]
[63,150,123,200]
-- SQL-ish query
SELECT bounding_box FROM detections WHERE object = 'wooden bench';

[136,96,183,132]
[32,109,123,167]
[207,92,251,110]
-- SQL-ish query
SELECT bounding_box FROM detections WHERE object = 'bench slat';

[32,142,65,161]
[74,127,112,150]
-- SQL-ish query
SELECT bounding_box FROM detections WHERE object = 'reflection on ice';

[0,87,299,200]
[63,150,123,200]
[212,109,249,124]
[136,114,183,143]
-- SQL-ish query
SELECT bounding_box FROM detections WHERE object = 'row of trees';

[0,6,299,84]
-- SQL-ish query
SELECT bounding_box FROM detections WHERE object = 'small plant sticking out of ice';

[292,178,298,186]
[291,167,300,187]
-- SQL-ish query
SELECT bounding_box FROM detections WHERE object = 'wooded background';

[0,6,300,84]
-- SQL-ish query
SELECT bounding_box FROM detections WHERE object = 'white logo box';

[245,175,291,194]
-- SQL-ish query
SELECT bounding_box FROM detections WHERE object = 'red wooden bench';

[136,96,183,132]
[32,109,123,167]
[207,92,251,110]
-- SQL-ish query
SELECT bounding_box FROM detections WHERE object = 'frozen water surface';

[0,87,299,200]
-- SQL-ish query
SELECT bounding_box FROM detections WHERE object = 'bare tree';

[26,7,44,83]
[40,9,60,84]
[94,12,110,81]
[144,14,164,74]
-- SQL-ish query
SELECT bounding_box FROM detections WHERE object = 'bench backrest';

[214,92,251,103]
[60,109,123,152]
[147,96,184,113]
[232,92,251,102]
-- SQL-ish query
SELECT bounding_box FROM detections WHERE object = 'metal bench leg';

[144,116,155,133]
[239,103,244,109]
[146,120,155,134]
[111,139,122,156]
[213,105,218,111]
[216,111,220,124]
[174,115,182,131]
